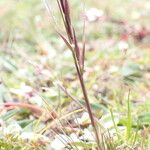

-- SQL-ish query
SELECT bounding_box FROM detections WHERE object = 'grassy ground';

[0,0,150,149]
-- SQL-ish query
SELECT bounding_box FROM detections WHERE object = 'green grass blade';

[126,90,132,140]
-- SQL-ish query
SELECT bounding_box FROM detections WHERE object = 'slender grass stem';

[46,0,102,149]
[72,50,101,149]
[110,108,120,141]
[126,89,132,141]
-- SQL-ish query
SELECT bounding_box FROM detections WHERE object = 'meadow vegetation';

[0,0,150,149]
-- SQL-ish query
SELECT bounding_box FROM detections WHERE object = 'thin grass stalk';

[50,129,76,149]
[71,40,101,149]
[110,107,120,141]
[126,89,132,140]
[81,20,86,73]
[71,104,87,149]
[132,121,139,147]
[55,0,102,149]
[73,57,101,147]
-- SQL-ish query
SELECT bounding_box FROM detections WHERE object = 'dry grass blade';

[0,102,56,119]
[57,32,73,51]
[39,108,84,134]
